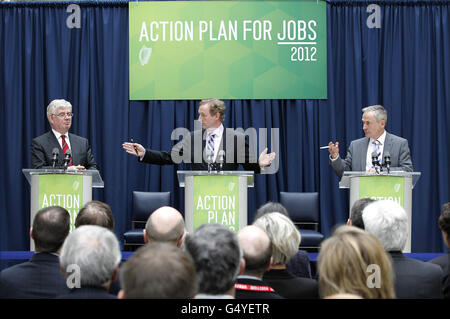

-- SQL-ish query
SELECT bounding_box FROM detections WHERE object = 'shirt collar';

[370,130,386,145]
[206,124,224,137]
[52,129,68,140]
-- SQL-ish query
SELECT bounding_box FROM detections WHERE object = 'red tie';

[61,135,72,166]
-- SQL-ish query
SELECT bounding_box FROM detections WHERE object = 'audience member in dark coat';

[363,200,443,299]
[74,200,121,296]
[263,268,318,299]
[389,251,443,299]
[57,225,121,299]
[0,206,70,298]
[235,225,283,299]
[254,212,319,299]
[254,201,312,279]
[429,202,450,298]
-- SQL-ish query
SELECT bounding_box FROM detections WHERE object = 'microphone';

[218,150,225,171]
[371,151,379,167]
[52,148,59,168]
[384,151,391,173]
[371,151,381,173]
[63,149,71,169]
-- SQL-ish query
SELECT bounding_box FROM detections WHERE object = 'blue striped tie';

[207,133,216,170]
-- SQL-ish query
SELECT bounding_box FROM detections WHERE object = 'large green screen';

[129,0,327,100]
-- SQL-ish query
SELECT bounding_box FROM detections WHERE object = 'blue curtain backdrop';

[0,0,448,255]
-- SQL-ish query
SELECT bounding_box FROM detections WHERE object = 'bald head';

[237,226,272,277]
[144,206,185,247]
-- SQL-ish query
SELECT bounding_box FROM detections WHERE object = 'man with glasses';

[30,99,97,170]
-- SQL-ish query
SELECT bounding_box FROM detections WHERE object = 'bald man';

[235,226,282,299]
[143,206,186,248]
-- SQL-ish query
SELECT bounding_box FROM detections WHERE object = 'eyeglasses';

[52,112,74,118]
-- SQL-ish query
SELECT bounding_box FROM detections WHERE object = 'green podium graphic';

[339,171,421,253]
[23,169,104,251]
[178,171,254,233]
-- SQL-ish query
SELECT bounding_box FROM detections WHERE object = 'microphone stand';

[218,150,225,172]
[384,155,391,174]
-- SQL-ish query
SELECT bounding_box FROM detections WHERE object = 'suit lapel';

[47,131,64,164]
[196,129,208,169]
[382,132,392,166]
[217,126,226,164]
[360,137,370,170]
[68,133,77,166]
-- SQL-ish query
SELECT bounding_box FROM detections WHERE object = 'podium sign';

[359,176,405,206]
[178,171,253,233]
[37,174,84,229]
[193,175,240,231]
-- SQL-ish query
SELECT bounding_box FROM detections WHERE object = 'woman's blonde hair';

[253,212,300,265]
[318,225,395,299]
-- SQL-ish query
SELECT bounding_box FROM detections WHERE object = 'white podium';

[340,171,421,252]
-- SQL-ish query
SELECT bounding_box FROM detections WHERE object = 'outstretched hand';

[258,148,276,167]
[122,142,145,158]
[328,141,339,159]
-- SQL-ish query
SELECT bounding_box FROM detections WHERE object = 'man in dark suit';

[184,223,243,298]
[328,104,413,178]
[123,98,276,173]
[57,225,121,299]
[363,200,443,298]
[429,202,450,298]
[31,99,97,170]
[235,225,283,299]
[0,206,71,298]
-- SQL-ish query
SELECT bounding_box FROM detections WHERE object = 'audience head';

[253,201,289,222]
[144,206,185,247]
[31,206,70,253]
[318,225,395,299]
[237,225,272,278]
[75,200,114,231]
[184,223,243,296]
[348,198,376,229]
[253,212,300,266]
[59,225,121,289]
[438,202,450,247]
[119,242,197,299]
[362,200,408,251]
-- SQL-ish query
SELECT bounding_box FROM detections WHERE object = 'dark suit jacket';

[31,130,97,170]
[390,251,443,299]
[286,250,312,279]
[235,277,283,299]
[56,286,116,299]
[330,132,413,178]
[263,269,319,299]
[429,253,450,299]
[142,126,261,173]
[0,253,70,299]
